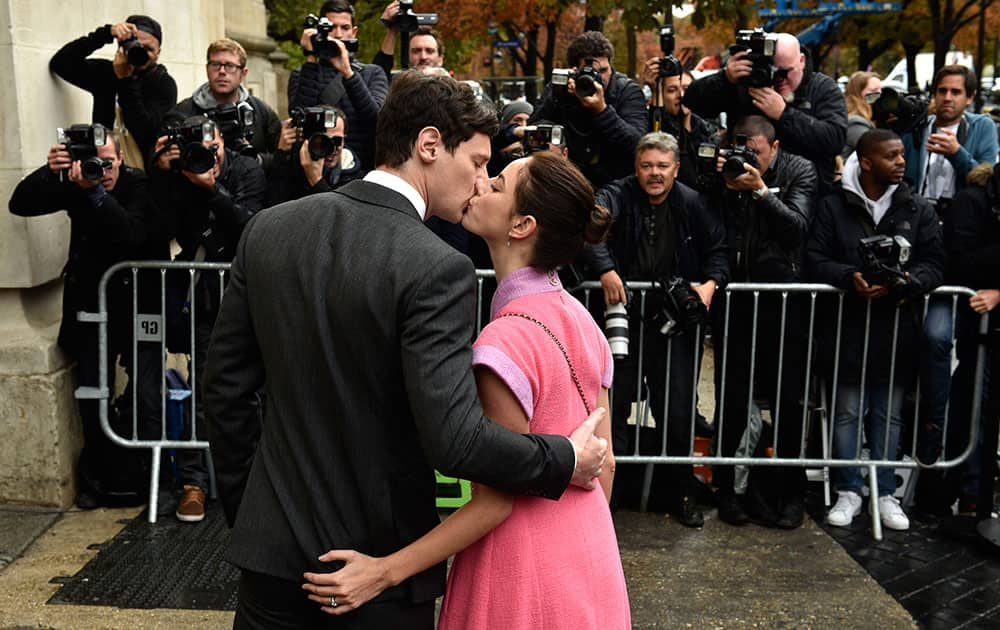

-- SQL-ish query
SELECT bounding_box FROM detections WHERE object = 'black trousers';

[233,569,435,630]
[712,291,808,501]
[611,306,702,504]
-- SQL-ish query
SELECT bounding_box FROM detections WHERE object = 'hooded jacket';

[173,83,283,168]
[807,171,945,383]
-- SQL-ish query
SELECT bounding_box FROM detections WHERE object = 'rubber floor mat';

[48,504,239,610]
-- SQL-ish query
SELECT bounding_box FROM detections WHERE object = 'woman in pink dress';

[303,152,630,628]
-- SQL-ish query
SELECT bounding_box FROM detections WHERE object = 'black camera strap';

[499,312,592,414]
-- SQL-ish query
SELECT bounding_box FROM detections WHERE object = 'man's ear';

[416,127,442,164]
[509,214,537,242]
[859,155,871,173]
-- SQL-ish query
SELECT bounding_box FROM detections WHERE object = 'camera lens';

[722,155,749,180]
[181,143,217,174]
[575,74,596,98]
[81,157,105,182]
[123,37,149,67]
[604,303,629,359]
[307,134,337,161]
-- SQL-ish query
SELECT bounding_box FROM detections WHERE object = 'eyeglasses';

[207,61,244,73]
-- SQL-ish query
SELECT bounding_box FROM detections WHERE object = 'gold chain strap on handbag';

[499,312,591,414]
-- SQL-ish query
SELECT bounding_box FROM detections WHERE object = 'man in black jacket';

[684,32,846,194]
[50,16,177,169]
[529,31,648,189]
[808,129,945,532]
[267,106,361,205]
[9,129,169,508]
[151,116,267,523]
[710,115,817,529]
[171,38,282,169]
[583,131,728,527]
[289,0,389,173]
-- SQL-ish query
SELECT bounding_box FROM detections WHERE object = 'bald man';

[685,32,846,193]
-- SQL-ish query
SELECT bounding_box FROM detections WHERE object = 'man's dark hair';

[932,64,977,97]
[320,0,355,24]
[855,128,901,160]
[413,26,445,57]
[375,71,499,168]
[732,115,776,144]
[566,31,614,67]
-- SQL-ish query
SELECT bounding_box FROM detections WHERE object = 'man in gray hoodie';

[172,38,282,169]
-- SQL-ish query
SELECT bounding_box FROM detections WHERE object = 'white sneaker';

[827,491,863,527]
[875,495,910,531]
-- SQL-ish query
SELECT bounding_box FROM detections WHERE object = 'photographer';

[684,32,846,194]
[807,129,945,533]
[267,106,360,205]
[171,39,282,169]
[641,55,717,191]
[8,128,169,508]
[288,0,389,172]
[706,115,817,529]
[530,31,648,189]
[582,132,727,527]
[150,115,266,523]
[50,16,177,169]
[897,66,998,496]
[375,0,444,78]
[918,162,1000,516]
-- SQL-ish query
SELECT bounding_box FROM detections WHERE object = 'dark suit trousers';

[233,569,434,630]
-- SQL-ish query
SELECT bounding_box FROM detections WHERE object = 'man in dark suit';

[204,71,607,628]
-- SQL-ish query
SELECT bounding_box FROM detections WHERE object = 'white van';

[883,51,974,92]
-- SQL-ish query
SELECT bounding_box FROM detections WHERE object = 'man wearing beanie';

[51,15,177,169]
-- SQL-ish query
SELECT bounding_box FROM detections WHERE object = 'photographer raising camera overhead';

[50,15,177,170]
[288,1,389,173]
[684,30,846,194]
[530,31,649,188]
[171,39,282,170]
[580,131,727,527]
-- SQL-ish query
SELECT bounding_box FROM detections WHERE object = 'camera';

[857,234,912,293]
[384,0,439,33]
[729,28,777,88]
[658,55,683,79]
[204,102,256,158]
[121,35,149,67]
[164,119,219,174]
[653,277,708,336]
[871,87,929,135]
[695,143,721,190]
[553,58,604,99]
[290,107,341,161]
[696,135,759,181]
[604,302,629,359]
[659,23,675,57]
[304,14,359,61]
[521,124,564,154]
[57,124,110,182]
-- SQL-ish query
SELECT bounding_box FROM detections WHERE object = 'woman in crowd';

[302,152,631,628]
[842,71,883,159]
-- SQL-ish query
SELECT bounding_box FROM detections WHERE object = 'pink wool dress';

[437,266,631,630]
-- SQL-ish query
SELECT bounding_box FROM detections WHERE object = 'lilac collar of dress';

[490,266,563,320]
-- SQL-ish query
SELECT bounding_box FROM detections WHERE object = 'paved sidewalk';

[0,502,914,629]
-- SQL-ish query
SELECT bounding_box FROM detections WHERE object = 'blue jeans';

[922,298,955,425]
[833,382,905,496]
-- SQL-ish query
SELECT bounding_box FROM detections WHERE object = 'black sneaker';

[776,500,805,529]
[673,495,704,528]
[717,493,749,526]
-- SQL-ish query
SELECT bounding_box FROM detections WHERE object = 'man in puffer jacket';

[808,129,945,534]
[288,0,389,173]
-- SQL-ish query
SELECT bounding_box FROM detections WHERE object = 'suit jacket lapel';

[335,180,422,222]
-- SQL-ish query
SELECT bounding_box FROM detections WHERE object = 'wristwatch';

[751,185,769,200]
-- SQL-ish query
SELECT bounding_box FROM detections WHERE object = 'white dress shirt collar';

[363,170,428,220]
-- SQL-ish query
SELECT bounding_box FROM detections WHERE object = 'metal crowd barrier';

[81,263,988,539]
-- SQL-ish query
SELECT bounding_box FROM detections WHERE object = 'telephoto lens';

[604,303,629,359]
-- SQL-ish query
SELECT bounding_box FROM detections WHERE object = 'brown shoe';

[176,484,206,523]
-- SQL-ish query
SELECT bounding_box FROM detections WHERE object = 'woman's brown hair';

[515,152,611,271]
[845,71,879,122]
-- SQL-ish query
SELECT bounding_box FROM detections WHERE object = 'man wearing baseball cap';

[51,15,177,169]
